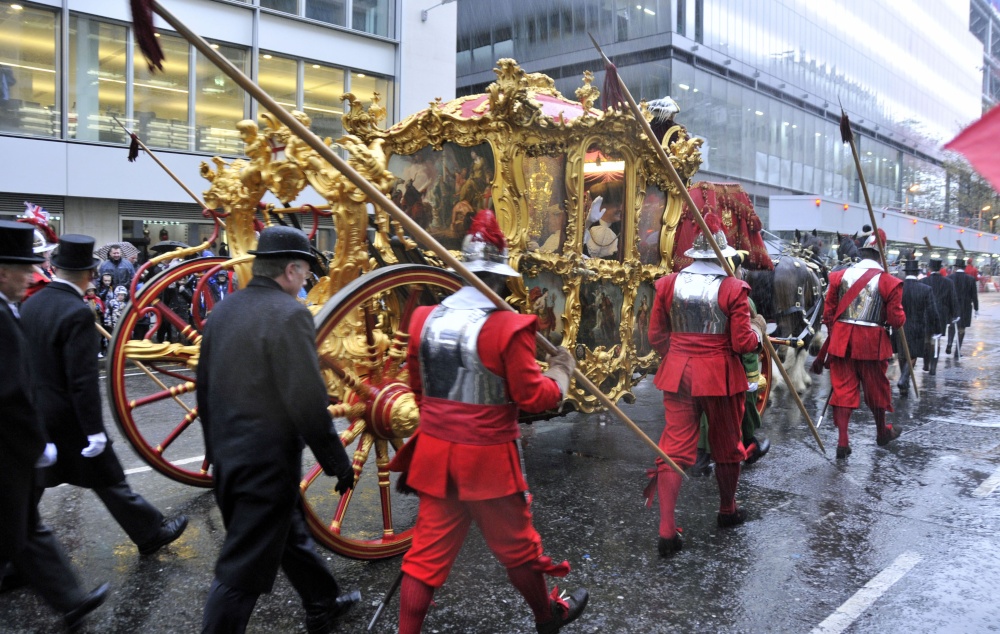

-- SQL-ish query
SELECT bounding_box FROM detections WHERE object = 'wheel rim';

[301,264,463,559]
[107,257,226,487]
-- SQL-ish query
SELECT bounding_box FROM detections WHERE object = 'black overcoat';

[894,278,939,359]
[920,273,958,335]
[196,276,350,593]
[0,303,47,558]
[20,281,126,488]
[950,270,979,328]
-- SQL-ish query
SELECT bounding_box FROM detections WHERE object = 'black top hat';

[0,220,46,264]
[928,258,943,271]
[903,259,920,275]
[51,234,101,271]
[248,226,317,267]
[955,258,966,268]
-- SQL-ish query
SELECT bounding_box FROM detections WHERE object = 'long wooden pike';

[588,33,825,454]
[138,2,687,478]
[839,103,919,397]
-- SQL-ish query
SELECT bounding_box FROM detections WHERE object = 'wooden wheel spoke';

[301,464,325,489]
[374,439,394,537]
[330,433,374,531]
[128,381,196,410]
[130,359,195,414]
[155,409,199,454]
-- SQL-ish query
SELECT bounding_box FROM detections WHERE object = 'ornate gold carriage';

[106,59,768,560]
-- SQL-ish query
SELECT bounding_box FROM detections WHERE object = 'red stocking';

[833,406,852,448]
[506,562,552,622]
[656,468,684,538]
[873,407,889,440]
[399,574,435,634]
[715,462,741,515]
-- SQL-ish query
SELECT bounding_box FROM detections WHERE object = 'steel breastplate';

[419,305,510,405]
[838,269,884,326]
[670,272,728,334]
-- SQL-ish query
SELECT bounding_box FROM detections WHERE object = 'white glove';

[747,382,758,393]
[81,433,108,458]
[588,195,605,223]
[36,443,57,467]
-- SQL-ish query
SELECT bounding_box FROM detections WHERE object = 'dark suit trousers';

[91,479,164,545]
[10,487,86,613]
[201,504,339,633]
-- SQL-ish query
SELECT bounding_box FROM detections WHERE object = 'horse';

[835,232,860,264]
[743,229,827,395]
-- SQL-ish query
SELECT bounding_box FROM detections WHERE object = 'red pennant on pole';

[944,106,1000,195]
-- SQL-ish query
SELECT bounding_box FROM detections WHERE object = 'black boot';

[536,588,589,634]
[657,532,683,557]
[689,448,713,477]
[896,361,911,395]
[744,437,771,465]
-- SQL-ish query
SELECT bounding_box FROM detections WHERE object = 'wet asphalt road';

[3,295,1000,633]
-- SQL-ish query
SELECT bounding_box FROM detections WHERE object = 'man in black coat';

[20,235,188,557]
[197,226,359,634]
[0,222,108,630]
[947,258,979,359]
[919,258,957,375]
[894,259,940,396]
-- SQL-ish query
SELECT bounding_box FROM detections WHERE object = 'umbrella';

[95,241,140,261]
[150,240,190,254]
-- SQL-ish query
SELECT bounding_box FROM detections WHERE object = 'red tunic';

[648,273,759,396]
[390,304,561,501]
[823,267,905,361]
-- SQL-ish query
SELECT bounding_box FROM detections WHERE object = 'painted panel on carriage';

[634,281,656,358]
[524,270,567,353]
[524,154,568,254]
[638,186,667,266]
[578,280,624,350]
[387,142,496,251]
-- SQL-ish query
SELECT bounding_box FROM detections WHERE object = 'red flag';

[944,106,1000,194]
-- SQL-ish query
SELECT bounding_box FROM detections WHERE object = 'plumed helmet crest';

[684,211,737,260]
[461,210,518,277]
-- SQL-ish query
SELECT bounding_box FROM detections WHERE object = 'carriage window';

[524,153,567,254]
[387,141,495,251]
[638,185,666,265]
[583,145,625,261]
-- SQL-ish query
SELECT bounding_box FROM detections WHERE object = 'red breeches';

[401,492,542,588]
[829,357,892,411]
[658,372,747,468]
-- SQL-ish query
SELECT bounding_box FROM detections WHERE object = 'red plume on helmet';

[467,209,507,251]
[703,210,723,236]
[860,228,886,251]
[684,210,737,259]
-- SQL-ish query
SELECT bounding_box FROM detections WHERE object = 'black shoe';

[898,386,908,397]
[689,448,713,477]
[0,562,26,594]
[657,532,683,557]
[836,445,852,459]
[64,582,109,631]
[744,437,771,465]
[946,345,952,354]
[536,588,589,634]
[138,515,189,556]
[305,590,361,634]
[877,425,902,447]
[717,507,747,528]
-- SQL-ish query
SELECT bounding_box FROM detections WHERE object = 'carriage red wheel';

[301,264,463,559]
[107,257,226,487]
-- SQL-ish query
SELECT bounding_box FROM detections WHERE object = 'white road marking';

[123,455,206,476]
[972,465,1000,498]
[811,551,922,634]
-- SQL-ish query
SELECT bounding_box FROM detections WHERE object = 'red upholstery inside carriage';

[672,182,773,272]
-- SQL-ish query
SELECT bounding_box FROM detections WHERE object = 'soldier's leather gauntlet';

[543,347,576,398]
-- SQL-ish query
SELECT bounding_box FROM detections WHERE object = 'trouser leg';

[201,579,259,634]
[279,502,339,609]
[93,478,164,545]
[946,323,956,351]
[897,357,911,391]
[957,327,965,356]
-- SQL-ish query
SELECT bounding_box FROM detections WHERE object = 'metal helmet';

[860,228,886,252]
[32,228,58,254]
[461,210,519,277]
[684,211,737,259]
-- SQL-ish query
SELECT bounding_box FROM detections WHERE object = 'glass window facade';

[304,62,345,141]
[133,33,191,151]
[69,16,127,143]
[196,44,248,154]
[0,4,59,138]
[262,0,394,37]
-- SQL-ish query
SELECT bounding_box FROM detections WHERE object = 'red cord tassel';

[127,133,140,162]
[130,0,165,72]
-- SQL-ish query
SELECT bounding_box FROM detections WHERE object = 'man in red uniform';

[646,212,765,556]
[822,229,905,459]
[390,210,587,634]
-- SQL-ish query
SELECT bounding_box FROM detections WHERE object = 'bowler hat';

[0,220,46,264]
[51,235,101,271]
[248,226,317,267]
